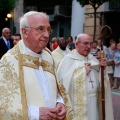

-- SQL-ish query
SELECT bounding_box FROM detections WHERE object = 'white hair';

[75,35,81,43]
[19,11,49,38]
[2,27,10,33]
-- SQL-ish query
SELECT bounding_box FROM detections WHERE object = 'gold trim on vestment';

[53,64,73,120]
[21,50,73,119]
[44,48,51,55]
[22,54,40,69]
[17,45,28,120]
[0,41,73,120]
[57,82,73,120]
[21,54,55,75]
[0,45,28,119]
[41,60,54,75]
[73,67,87,120]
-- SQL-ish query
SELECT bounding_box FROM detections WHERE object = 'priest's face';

[76,34,92,56]
[22,14,51,53]
[59,38,67,50]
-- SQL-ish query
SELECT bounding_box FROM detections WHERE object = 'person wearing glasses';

[57,33,113,120]
[0,11,73,120]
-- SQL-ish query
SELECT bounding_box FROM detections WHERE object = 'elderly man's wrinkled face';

[59,39,67,50]
[76,35,92,56]
[23,14,51,53]
[3,29,11,40]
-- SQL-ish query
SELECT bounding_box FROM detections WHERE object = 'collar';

[25,46,42,61]
[67,49,93,61]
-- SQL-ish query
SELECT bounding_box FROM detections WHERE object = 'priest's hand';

[39,107,57,120]
[85,63,91,75]
[99,58,107,67]
[56,103,66,120]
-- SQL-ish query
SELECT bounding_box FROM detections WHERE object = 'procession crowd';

[0,11,115,120]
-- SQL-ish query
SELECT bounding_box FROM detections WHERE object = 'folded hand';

[39,107,57,120]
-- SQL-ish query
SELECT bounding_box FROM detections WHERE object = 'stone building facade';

[9,0,120,43]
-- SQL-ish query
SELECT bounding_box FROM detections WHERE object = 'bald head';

[75,33,92,56]
[2,27,11,40]
[76,33,91,42]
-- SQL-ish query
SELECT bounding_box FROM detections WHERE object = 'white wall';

[71,0,85,41]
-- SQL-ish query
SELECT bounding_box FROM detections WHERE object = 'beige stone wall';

[84,2,109,41]
[84,5,101,41]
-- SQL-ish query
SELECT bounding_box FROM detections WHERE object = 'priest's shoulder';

[51,48,59,56]
[43,47,54,64]
[44,47,51,55]
[0,49,17,62]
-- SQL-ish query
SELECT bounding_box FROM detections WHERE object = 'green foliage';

[110,0,119,6]
[0,0,17,13]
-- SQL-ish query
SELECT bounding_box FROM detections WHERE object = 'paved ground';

[112,89,120,120]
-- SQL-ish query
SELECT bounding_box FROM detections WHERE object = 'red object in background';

[53,43,58,49]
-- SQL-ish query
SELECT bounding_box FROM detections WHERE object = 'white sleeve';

[28,106,39,120]
[57,92,64,104]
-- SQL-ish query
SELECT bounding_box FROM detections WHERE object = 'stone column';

[13,0,24,34]
[71,0,85,41]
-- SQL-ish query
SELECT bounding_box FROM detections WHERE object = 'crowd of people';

[48,35,120,90]
[90,39,120,89]
[0,11,115,120]
[47,35,120,91]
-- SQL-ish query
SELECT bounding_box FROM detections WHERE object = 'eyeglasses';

[25,26,53,35]
[78,41,92,46]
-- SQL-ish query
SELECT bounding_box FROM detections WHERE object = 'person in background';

[51,37,58,50]
[105,41,117,88]
[67,36,75,50]
[0,11,73,120]
[13,33,21,45]
[75,36,77,41]
[0,27,14,59]
[57,33,113,120]
[90,41,100,59]
[110,39,115,45]
[113,43,120,89]
[97,38,107,51]
[52,37,70,70]
[11,35,15,40]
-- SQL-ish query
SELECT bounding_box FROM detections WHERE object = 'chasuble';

[57,49,114,120]
[52,46,70,70]
[0,40,73,120]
